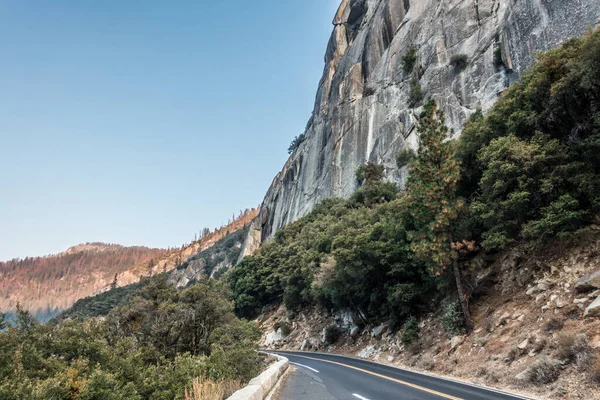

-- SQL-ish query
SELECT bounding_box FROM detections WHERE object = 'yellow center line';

[276,353,464,400]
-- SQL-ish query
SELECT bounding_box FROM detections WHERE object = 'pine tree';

[407,100,472,333]
[147,259,154,277]
[111,273,118,290]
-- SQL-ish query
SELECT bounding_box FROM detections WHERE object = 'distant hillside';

[0,209,259,322]
[60,222,252,321]
[111,208,259,290]
[0,243,167,321]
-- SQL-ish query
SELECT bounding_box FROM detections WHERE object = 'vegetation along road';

[269,351,534,400]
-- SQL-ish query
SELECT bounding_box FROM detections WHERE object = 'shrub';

[408,79,424,107]
[324,325,342,345]
[449,54,468,69]
[544,318,564,333]
[363,86,376,96]
[273,321,291,337]
[396,149,416,168]
[402,47,417,73]
[402,316,419,345]
[442,301,464,337]
[555,332,591,368]
[288,133,306,154]
[524,357,561,384]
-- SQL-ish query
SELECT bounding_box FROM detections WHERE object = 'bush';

[402,316,419,345]
[544,318,564,333]
[363,86,376,97]
[449,54,468,69]
[524,357,561,384]
[556,333,592,370]
[288,133,306,154]
[273,321,291,337]
[442,301,464,337]
[408,79,424,107]
[396,149,416,168]
[402,47,417,73]
[459,29,600,251]
[324,325,342,345]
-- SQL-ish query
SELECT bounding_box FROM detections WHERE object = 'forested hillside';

[60,225,251,321]
[230,29,600,322]
[0,244,168,321]
[229,29,600,395]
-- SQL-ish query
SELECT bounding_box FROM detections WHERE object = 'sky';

[0,0,340,260]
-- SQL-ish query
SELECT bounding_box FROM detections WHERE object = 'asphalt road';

[269,350,534,400]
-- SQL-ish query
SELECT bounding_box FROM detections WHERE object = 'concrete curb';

[226,353,289,400]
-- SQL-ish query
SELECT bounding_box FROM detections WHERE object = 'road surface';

[269,350,533,400]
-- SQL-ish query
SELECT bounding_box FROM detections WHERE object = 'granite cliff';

[241,0,600,258]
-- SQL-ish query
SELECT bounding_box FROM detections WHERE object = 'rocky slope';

[259,232,600,399]
[241,0,600,257]
[103,208,259,291]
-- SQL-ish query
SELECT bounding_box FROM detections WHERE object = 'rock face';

[575,271,600,292]
[243,0,600,253]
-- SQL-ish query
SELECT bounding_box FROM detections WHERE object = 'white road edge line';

[289,362,319,373]
[352,394,371,400]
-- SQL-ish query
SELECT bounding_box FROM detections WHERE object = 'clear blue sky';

[0,1,339,260]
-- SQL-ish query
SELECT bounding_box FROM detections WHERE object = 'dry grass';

[555,332,592,370]
[525,357,561,385]
[184,377,241,400]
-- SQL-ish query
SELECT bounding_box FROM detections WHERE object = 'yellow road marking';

[276,353,463,400]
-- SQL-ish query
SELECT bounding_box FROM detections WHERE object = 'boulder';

[350,326,361,339]
[496,312,511,326]
[517,338,529,350]
[371,323,388,339]
[584,295,600,317]
[575,271,600,293]
[451,336,465,350]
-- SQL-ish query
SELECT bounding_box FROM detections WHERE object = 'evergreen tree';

[111,273,118,290]
[406,100,472,333]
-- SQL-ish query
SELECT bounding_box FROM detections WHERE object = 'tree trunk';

[452,257,473,334]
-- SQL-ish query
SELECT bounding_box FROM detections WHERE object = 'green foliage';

[402,47,417,73]
[459,29,600,251]
[0,278,261,399]
[59,280,146,321]
[273,321,291,337]
[442,301,464,337]
[408,79,424,107]
[355,162,384,187]
[406,100,462,274]
[324,325,342,345]
[396,149,416,169]
[402,316,419,345]
[288,133,306,154]
[229,187,437,324]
